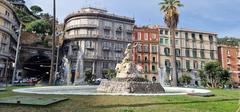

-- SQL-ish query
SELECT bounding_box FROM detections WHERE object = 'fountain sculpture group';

[97,43,165,93]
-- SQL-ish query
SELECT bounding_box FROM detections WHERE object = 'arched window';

[164,47,170,56]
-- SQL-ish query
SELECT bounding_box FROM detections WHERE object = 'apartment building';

[218,45,240,82]
[0,0,20,80]
[133,27,160,81]
[63,7,134,83]
[158,26,218,85]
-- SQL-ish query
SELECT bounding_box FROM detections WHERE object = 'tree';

[26,19,52,40]
[159,0,183,86]
[30,5,43,15]
[179,74,192,85]
[105,69,117,80]
[199,61,231,88]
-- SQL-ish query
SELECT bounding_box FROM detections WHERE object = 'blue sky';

[25,0,240,38]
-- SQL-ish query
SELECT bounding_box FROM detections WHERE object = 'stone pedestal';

[97,80,165,93]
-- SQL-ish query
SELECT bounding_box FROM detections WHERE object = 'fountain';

[12,44,212,96]
[74,50,85,85]
[97,43,165,93]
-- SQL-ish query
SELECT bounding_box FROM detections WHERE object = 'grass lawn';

[0,86,239,112]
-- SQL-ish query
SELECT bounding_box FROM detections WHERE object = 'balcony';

[0,13,17,25]
[102,46,110,51]
[66,34,99,39]
[227,61,231,65]
[0,25,17,41]
[65,24,98,31]
[115,48,122,52]
[104,26,111,30]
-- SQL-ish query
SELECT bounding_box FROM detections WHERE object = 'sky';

[25,0,240,38]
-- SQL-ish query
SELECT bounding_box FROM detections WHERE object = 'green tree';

[159,0,184,86]
[179,74,192,85]
[105,69,117,79]
[30,5,43,15]
[199,61,231,88]
[26,19,52,40]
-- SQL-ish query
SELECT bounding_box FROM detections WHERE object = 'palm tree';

[160,0,183,86]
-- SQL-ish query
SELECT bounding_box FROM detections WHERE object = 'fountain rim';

[12,85,211,96]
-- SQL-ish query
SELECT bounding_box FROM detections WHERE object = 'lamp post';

[49,0,56,85]
[12,24,22,85]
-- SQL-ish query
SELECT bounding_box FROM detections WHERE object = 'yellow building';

[159,27,218,85]
[0,0,20,80]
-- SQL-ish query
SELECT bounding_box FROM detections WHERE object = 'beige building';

[0,0,20,80]
[158,26,218,85]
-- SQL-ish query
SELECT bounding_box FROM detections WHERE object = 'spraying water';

[63,56,71,85]
[74,50,85,85]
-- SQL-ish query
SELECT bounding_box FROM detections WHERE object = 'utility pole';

[49,0,56,86]
[12,24,22,85]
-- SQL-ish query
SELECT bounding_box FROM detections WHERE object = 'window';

[200,50,205,59]
[103,62,108,69]
[227,49,230,56]
[160,38,164,45]
[104,21,112,27]
[175,39,180,46]
[145,64,148,73]
[165,30,169,35]
[86,41,93,49]
[165,59,171,68]
[186,60,190,69]
[144,56,148,62]
[210,50,215,59]
[152,34,157,40]
[176,60,181,69]
[194,61,198,69]
[192,33,196,41]
[152,65,156,72]
[175,32,179,36]
[144,33,148,40]
[160,30,163,35]
[152,57,156,63]
[176,49,181,57]
[137,56,141,62]
[227,58,231,64]
[152,45,157,53]
[209,35,214,42]
[165,38,169,45]
[104,29,110,36]
[144,45,148,52]
[185,32,189,40]
[193,49,197,58]
[137,32,141,40]
[199,34,203,42]
[185,49,190,57]
[137,44,142,52]
[164,47,170,56]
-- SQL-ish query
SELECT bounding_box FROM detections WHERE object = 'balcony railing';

[66,34,99,39]
[65,24,98,30]
[0,13,17,25]
[227,61,231,65]
[115,48,122,52]
[102,46,110,51]
[0,25,17,41]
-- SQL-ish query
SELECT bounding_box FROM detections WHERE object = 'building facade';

[134,25,218,85]
[0,0,20,81]
[63,7,134,83]
[218,45,240,82]
[133,27,160,81]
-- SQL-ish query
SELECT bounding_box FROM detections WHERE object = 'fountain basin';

[13,86,211,96]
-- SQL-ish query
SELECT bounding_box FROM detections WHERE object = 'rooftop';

[65,7,135,23]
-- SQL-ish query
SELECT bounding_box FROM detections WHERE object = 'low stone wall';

[97,81,165,93]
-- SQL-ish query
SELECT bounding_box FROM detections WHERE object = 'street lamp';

[49,0,56,86]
